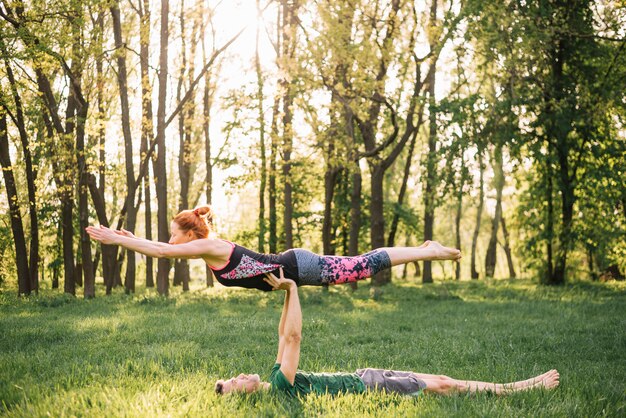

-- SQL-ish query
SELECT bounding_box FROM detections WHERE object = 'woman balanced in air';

[86,205,462,291]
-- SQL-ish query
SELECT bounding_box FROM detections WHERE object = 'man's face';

[217,373,262,394]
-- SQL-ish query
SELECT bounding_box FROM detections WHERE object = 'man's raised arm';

[263,270,302,385]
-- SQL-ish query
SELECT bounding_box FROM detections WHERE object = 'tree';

[0,112,30,294]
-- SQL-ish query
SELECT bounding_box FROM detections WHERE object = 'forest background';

[0,0,625,297]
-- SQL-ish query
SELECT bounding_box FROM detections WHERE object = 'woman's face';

[168,221,194,245]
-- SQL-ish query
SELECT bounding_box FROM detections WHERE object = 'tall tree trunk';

[347,166,362,290]
[74,74,94,298]
[91,12,117,293]
[553,142,574,284]
[200,15,214,288]
[268,4,282,255]
[269,94,280,254]
[174,0,191,290]
[0,113,31,295]
[501,215,516,278]
[202,57,214,288]
[155,0,171,296]
[485,144,503,278]
[280,0,296,250]
[256,0,267,253]
[545,156,554,283]
[139,0,154,288]
[471,148,484,279]
[66,8,94,298]
[322,141,339,255]
[454,156,465,281]
[387,130,418,247]
[422,0,438,284]
[61,82,77,296]
[586,246,597,281]
[370,165,389,285]
[111,1,137,293]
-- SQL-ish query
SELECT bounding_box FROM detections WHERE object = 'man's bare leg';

[381,241,462,266]
[420,369,560,395]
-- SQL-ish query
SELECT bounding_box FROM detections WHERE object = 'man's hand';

[263,268,295,291]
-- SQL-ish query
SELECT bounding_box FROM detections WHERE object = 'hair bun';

[193,205,213,223]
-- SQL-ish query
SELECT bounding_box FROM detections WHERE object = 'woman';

[86,205,462,291]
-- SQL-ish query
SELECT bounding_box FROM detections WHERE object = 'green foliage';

[0,280,624,416]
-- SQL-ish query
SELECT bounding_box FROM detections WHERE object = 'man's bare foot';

[421,241,462,261]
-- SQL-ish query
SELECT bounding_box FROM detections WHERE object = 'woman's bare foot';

[421,241,462,261]
[507,370,560,393]
[531,369,560,390]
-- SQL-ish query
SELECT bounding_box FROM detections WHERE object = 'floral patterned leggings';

[291,248,392,285]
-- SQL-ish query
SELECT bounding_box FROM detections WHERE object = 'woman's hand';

[114,228,136,239]
[263,268,295,291]
[85,225,120,245]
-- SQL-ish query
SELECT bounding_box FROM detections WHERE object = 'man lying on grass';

[215,269,560,398]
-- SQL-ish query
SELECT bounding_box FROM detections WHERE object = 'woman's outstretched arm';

[85,225,227,260]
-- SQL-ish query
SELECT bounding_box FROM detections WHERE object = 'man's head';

[215,373,268,395]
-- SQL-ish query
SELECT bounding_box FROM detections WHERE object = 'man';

[215,270,560,397]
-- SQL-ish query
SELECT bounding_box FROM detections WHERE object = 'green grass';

[0,279,624,417]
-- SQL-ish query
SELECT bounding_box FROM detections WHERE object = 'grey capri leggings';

[291,249,392,285]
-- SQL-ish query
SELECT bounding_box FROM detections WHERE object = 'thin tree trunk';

[422,0,438,284]
[268,3,281,254]
[387,129,418,247]
[553,142,575,284]
[0,113,31,295]
[92,11,117,293]
[200,13,215,287]
[256,0,267,253]
[62,82,77,296]
[74,72,94,298]
[269,95,280,254]
[501,215,516,278]
[545,156,554,283]
[280,0,298,250]
[322,145,339,255]
[174,0,191,290]
[111,1,137,293]
[139,0,154,288]
[454,158,465,281]
[471,149,484,279]
[423,86,437,283]
[370,165,390,285]
[485,144,503,278]
[155,0,171,296]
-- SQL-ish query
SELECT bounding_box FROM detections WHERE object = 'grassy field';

[0,279,624,417]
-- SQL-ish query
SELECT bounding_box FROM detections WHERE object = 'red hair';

[172,205,214,239]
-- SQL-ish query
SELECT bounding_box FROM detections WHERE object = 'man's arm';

[275,286,290,364]
[264,271,301,385]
